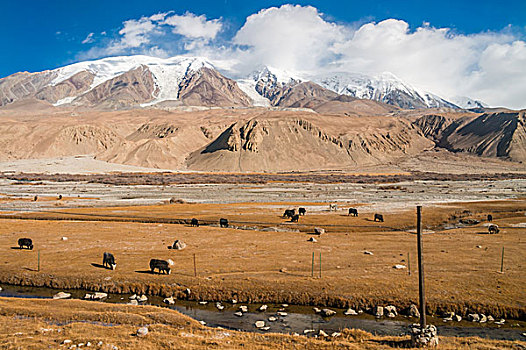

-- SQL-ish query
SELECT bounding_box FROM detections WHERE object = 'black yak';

[102,252,116,270]
[17,238,33,250]
[149,259,171,274]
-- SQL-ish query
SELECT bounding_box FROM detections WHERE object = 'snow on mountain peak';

[235,66,305,107]
[313,71,458,109]
[49,55,215,106]
[450,96,488,109]
[250,66,304,85]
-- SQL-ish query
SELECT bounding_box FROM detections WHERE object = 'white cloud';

[149,12,170,22]
[467,40,526,108]
[164,12,222,40]
[81,32,94,44]
[83,12,222,58]
[114,17,158,49]
[145,45,170,58]
[233,5,348,73]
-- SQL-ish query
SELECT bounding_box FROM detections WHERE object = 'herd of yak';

[15,217,232,275]
[282,206,380,222]
[14,207,499,275]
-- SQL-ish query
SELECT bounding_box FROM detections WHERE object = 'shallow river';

[1,285,524,341]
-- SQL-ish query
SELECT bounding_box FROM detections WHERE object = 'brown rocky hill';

[178,68,252,107]
[253,79,397,115]
[263,81,338,108]
[0,104,523,172]
[413,111,526,162]
[186,114,433,172]
[313,95,398,115]
[71,66,156,109]
[35,71,94,104]
[0,71,57,106]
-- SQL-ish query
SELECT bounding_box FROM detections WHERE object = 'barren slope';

[414,111,526,162]
[35,70,94,104]
[0,106,524,173]
[0,71,57,106]
[178,67,252,107]
[72,65,157,109]
[186,114,434,172]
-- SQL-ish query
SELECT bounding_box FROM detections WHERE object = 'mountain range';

[0,55,523,173]
[0,55,486,111]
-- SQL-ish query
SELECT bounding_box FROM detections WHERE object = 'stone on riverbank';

[321,309,336,317]
[373,306,384,318]
[344,308,358,315]
[136,327,148,337]
[53,292,71,300]
[410,324,438,347]
[163,296,175,305]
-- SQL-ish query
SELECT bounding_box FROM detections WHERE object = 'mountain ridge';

[0,54,484,111]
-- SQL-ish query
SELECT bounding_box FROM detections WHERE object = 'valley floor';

[0,178,524,348]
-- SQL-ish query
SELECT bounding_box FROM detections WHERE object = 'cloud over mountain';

[73,4,526,109]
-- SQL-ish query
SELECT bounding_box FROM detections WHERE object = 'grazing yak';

[17,238,33,250]
[348,208,358,216]
[102,252,116,270]
[374,213,384,222]
[149,259,171,274]
[283,209,295,218]
[291,214,300,222]
[220,218,229,228]
[190,218,199,227]
[299,207,306,216]
[329,204,338,211]
[487,214,493,222]
[488,224,499,234]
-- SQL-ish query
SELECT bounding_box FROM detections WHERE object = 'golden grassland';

[0,200,524,319]
[0,297,524,350]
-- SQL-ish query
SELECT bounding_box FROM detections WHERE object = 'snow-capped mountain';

[313,72,459,109]
[0,54,479,110]
[237,67,462,109]
[50,55,211,97]
[0,55,251,108]
[236,66,305,107]
[450,96,488,109]
[49,55,214,106]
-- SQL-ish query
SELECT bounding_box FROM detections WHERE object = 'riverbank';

[1,284,524,341]
[0,297,524,349]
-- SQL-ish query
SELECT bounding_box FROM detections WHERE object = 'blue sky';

[1,0,524,77]
[1,1,525,108]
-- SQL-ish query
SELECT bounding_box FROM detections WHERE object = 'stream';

[1,285,525,341]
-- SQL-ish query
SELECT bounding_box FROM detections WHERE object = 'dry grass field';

[0,297,523,350]
[0,199,524,320]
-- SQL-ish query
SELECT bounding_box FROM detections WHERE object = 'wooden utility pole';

[416,206,426,328]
